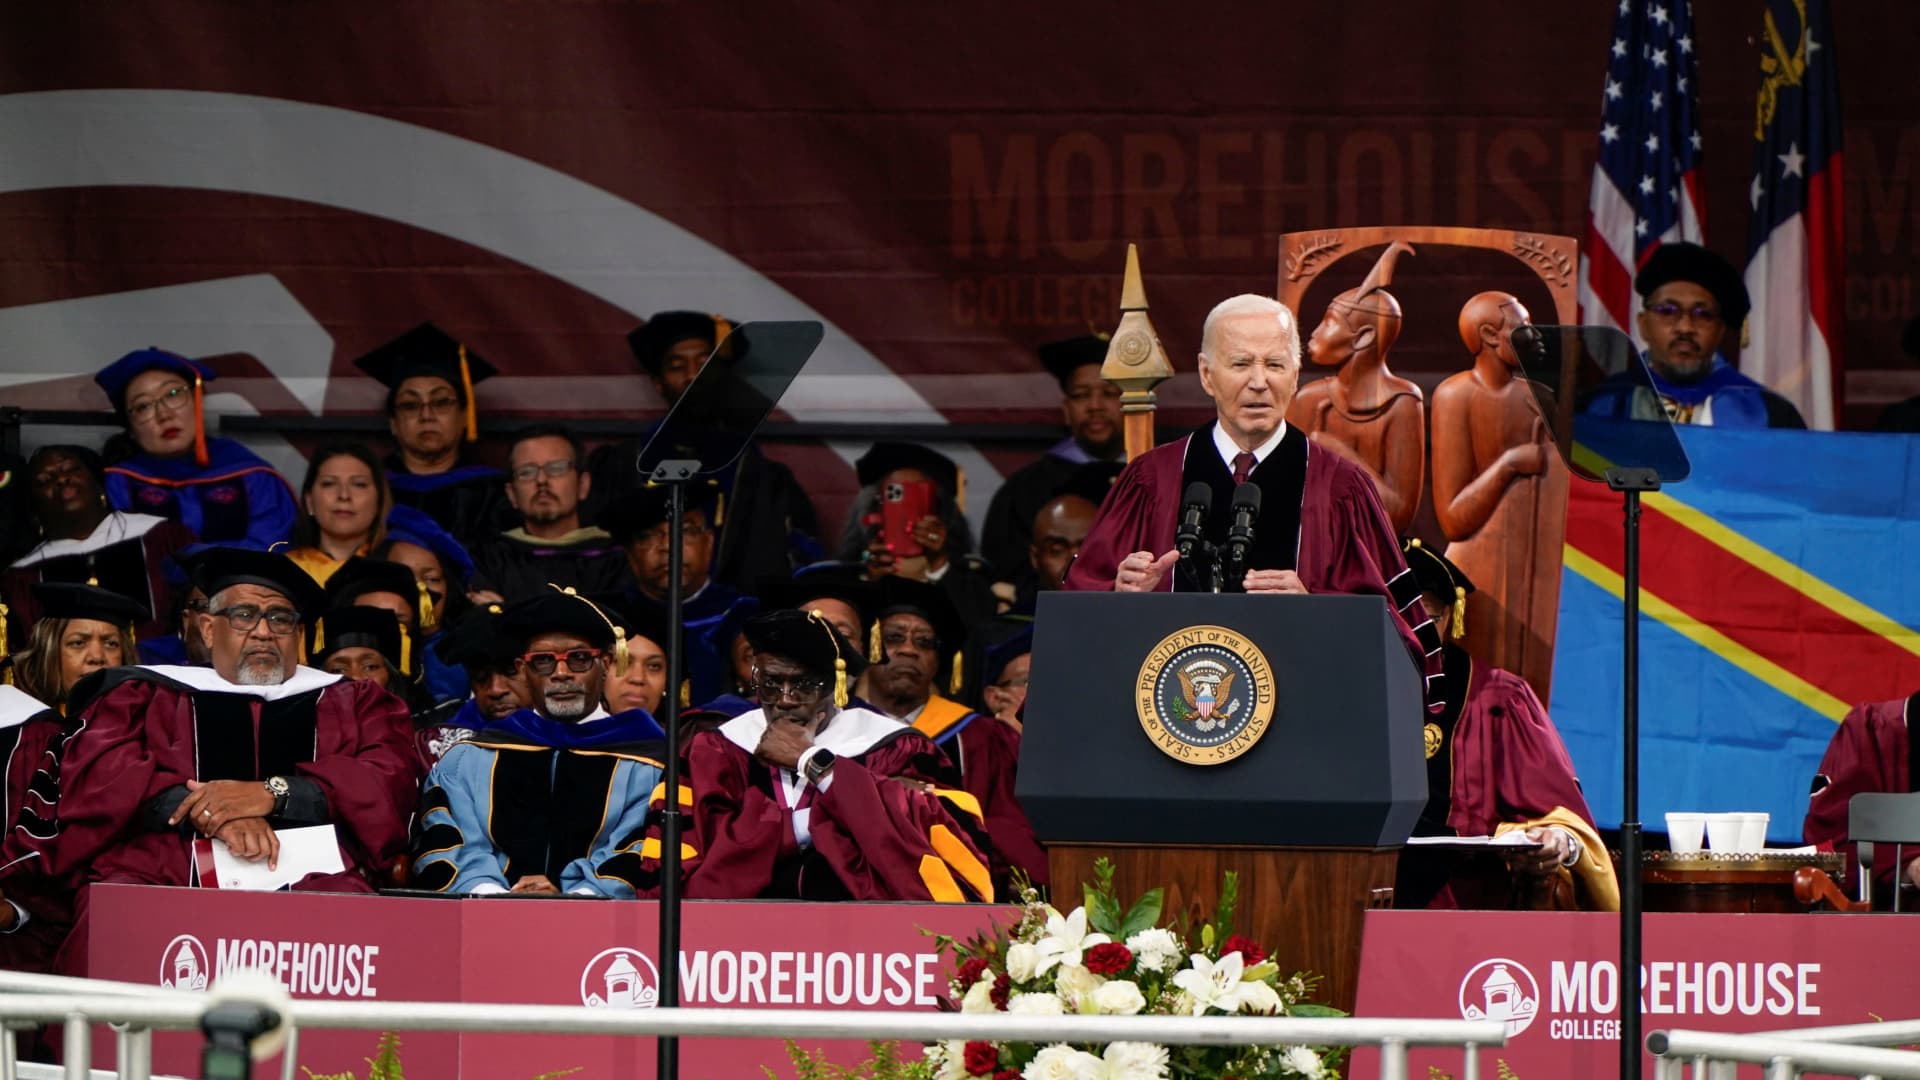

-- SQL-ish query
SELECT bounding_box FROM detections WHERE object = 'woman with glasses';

[353,323,519,550]
[92,349,298,550]
[284,444,394,586]
[3,445,195,653]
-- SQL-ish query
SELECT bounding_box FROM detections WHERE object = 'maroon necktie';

[1232,451,1257,484]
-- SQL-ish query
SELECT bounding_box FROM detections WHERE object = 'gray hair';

[1198,294,1301,366]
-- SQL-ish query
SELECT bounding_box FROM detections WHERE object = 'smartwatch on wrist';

[264,775,292,817]
[800,747,837,785]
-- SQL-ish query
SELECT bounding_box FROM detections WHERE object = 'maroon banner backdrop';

[1352,909,1920,1079]
[1,0,1917,529]
[88,884,1017,1079]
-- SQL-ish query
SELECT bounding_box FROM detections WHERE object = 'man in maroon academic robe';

[0,684,68,973]
[1804,693,1918,895]
[679,609,994,902]
[1,548,421,976]
[1063,294,1441,695]
[1392,541,1617,912]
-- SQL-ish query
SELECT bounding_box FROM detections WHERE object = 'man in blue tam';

[1581,243,1805,429]
[411,586,674,897]
[93,349,299,549]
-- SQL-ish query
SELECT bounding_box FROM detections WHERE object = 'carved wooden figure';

[1430,291,1569,700]
[1287,242,1425,533]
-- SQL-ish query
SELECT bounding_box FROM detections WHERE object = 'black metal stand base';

[1605,465,1659,1080]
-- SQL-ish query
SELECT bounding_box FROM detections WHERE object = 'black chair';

[1849,792,1920,911]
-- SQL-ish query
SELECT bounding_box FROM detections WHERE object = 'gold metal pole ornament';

[1102,243,1174,463]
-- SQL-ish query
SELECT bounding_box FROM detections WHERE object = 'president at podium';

[1063,294,1439,692]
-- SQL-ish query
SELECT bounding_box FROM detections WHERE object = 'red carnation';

[1083,942,1134,975]
[990,972,1012,1010]
[956,957,990,988]
[963,1041,999,1076]
[1221,935,1266,965]
[995,1071,1022,1080]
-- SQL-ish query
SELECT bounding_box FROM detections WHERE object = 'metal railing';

[1649,1019,1920,1078]
[0,970,1504,1080]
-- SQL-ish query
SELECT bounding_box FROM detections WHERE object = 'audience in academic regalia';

[839,442,1000,630]
[5,444,195,648]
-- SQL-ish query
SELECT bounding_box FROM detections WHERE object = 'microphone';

[1175,481,1212,562]
[1223,481,1262,582]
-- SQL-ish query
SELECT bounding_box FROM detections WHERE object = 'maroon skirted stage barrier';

[89,886,1920,1079]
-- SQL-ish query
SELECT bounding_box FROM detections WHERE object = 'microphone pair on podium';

[1175,481,1262,594]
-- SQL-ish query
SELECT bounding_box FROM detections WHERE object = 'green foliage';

[763,1040,933,1080]
[1212,870,1240,945]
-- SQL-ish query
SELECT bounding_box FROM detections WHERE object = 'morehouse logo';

[1458,957,1827,1042]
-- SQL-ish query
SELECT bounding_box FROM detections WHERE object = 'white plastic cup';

[1736,812,1770,853]
[1665,812,1707,854]
[1705,813,1744,854]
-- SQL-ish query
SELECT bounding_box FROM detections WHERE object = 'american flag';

[1741,0,1843,429]
[1577,0,1706,338]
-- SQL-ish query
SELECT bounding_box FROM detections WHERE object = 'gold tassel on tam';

[416,581,437,632]
[1452,586,1468,640]
[310,616,325,658]
[0,601,10,685]
[713,490,726,529]
[397,624,414,677]
[679,680,691,708]
[808,609,850,707]
[556,585,630,676]
[868,621,883,663]
[949,655,963,696]
[458,344,478,442]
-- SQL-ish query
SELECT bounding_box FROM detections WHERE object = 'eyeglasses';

[991,676,1030,691]
[516,648,603,676]
[753,671,829,700]
[209,605,302,636]
[881,629,939,652]
[510,460,578,485]
[394,395,460,417]
[1644,302,1722,325]
[127,384,192,423]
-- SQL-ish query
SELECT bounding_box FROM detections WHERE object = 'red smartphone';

[879,479,934,557]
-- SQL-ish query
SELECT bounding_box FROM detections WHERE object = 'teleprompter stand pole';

[652,459,698,1080]
[1606,465,1659,1080]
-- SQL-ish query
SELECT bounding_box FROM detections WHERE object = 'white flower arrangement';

[925,860,1344,1080]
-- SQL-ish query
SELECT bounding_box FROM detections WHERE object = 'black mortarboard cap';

[193,548,328,618]
[875,574,970,684]
[600,482,724,546]
[1400,537,1475,641]
[854,442,962,501]
[626,311,729,378]
[500,586,621,658]
[1902,317,1920,362]
[1633,242,1751,327]
[352,322,497,441]
[742,608,867,704]
[1037,335,1111,391]
[309,605,414,678]
[326,557,432,629]
[433,602,516,668]
[596,595,670,654]
[28,581,151,627]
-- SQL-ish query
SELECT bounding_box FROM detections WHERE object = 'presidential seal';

[1136,624,1276,765]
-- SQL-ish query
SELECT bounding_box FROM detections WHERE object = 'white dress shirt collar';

[1212,420,1289,472]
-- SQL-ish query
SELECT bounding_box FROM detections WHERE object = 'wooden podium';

[1019,593,1426,1012]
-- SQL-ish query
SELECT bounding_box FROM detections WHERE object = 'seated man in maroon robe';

[1393,540,1617,911]
[1804,692,1919,897]
[1063,294,1441,697]
[859,576,1045,891]
[680,609,993,902]
[0,547,421,975]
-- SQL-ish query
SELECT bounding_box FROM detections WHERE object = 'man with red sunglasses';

[412,587,672,898]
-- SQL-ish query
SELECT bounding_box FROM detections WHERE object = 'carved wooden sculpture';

[1287,241,1425,534]
[1430,291,1569,700]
